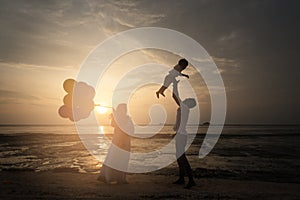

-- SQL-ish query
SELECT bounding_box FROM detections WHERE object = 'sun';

[96,106,108,114]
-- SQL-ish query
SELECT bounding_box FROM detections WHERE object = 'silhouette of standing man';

[172,80,196,189]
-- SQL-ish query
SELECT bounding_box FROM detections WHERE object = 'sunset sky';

[0,0,299,124]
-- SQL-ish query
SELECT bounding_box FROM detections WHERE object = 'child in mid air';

[156,58,189,98]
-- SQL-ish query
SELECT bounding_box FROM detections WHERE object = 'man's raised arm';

[172,81,181,106]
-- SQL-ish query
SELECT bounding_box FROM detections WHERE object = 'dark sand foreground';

[0,171,299,200]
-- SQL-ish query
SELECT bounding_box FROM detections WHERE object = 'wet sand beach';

[0,171,299,199]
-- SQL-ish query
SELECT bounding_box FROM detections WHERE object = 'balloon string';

[94,104,112,108]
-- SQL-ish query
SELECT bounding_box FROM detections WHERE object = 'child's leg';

[163,74,173,89]
[156,74,173,98]
[156,86,167,98]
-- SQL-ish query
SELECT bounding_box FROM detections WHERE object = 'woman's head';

[116,103,127,116]
[182,98,196,108]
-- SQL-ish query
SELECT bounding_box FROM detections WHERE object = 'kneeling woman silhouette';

[98,104,134,184]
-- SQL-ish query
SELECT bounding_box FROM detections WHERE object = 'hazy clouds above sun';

[0,0,299,124]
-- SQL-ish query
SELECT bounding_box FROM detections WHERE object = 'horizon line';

[0,123,299,126]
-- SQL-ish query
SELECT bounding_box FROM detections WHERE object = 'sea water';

[0,124,299,183]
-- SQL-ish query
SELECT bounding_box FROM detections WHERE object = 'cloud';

[218,31,238,42]
[0,89,39,104]
[0,61,75,72]
[0,0,166,68]
[0,88,59,107]
[85,0,165,36]
[212,57,240,71]
[0,0,299,123]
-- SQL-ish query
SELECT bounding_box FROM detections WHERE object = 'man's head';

[178,58,188,69]
[182,98,196,109]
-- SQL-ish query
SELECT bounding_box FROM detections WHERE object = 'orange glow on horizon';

[96,106,109,114]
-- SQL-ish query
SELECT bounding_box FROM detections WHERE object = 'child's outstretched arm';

[181,73,189,78]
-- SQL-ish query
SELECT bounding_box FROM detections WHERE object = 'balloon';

[73,108,88,121]
[86,85,96,99]
[63,94,72,107]
[72,94,89,107]
[69,115,75,122]
[59,78,97,122]
[80,110,91,119]
[58,105,70,118]
[78,100,94,113]
[63,79,75,93]
[74,82,95,100]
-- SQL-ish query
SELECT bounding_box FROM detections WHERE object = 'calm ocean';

[0,124,299,183]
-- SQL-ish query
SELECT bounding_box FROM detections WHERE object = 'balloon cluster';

[58,79,96,122]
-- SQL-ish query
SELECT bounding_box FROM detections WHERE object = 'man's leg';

[181,154,196,189]
[180,155,193,179]
[174,134,186,184]
[173,156,185,184]
[176,134,196,189]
